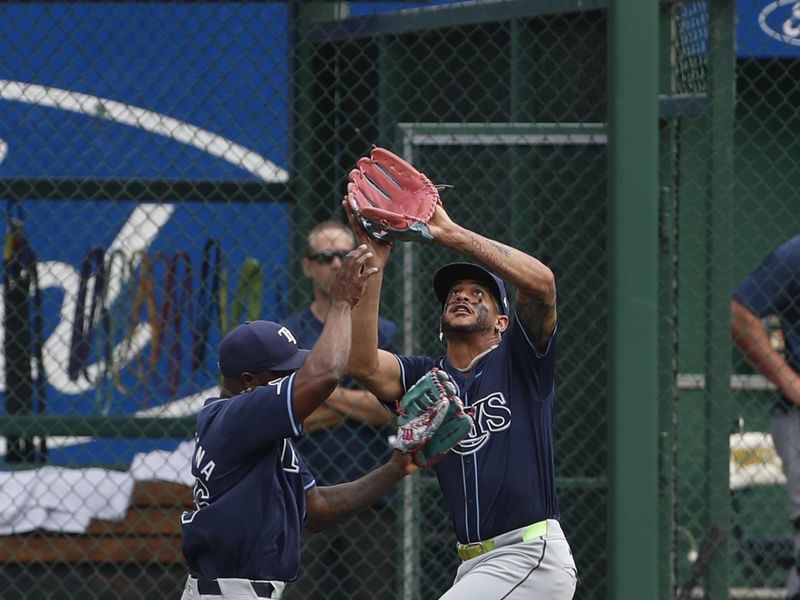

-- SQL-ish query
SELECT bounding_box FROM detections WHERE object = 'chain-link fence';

[665,2,800,599]
[0,1,797,599]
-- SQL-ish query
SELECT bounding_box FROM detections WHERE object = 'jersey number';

[180,478,211,524]
[281,439,300,473]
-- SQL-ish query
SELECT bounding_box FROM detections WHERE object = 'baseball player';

[732,234,800,600]
[344,202,578,599]
[180,245,417,600]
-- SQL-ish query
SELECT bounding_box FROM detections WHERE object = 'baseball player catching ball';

[344,198,579,599]
[179,245,419,600]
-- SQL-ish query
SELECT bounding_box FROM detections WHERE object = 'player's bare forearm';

[437,221,554,300]
[343,220,383,377]
[305,451,415,532]
[348,274,383,377]
[347,281,405,402]
[293,301,353,422]
[732,300,800,405]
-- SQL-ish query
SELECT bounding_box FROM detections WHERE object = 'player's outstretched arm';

[427,204,557,350]
[292,245,378,423]
[732,299,800,405]
[304,450,416,532]
[343,200,405,402]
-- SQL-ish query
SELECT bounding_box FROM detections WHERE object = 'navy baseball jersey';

[396,315,560,544]
[733,234,800,411]
[181,372,316,581]
[281,308,397,485]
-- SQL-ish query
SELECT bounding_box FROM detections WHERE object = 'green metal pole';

[608,1,659,599]
[704,0,735,597]
[657,6,677,599]
[658,120,679,600]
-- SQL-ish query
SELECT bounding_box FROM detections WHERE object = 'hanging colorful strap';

[158,251,194,398]
[93,248,131,415]
[68,246,107,383]
[231,257,264,325]
[192,239,228,376]
[30,253,45,460]
[3,200,46,462]
[122,250,161,400]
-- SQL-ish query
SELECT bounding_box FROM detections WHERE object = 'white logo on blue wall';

[452,392,511,455]
[0,80,289,182]
[759,0,800,45]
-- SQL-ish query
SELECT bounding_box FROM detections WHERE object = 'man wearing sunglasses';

[281,220,399,600]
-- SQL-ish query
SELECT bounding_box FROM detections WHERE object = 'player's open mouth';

[449,303,472,315]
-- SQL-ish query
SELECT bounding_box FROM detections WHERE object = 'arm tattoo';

[488,240,512,258]
[516,292,556,349]
[466,235,510,271]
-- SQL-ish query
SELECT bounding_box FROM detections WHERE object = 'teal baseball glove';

[394,368,473,468]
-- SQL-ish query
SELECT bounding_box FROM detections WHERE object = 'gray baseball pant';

[439,519,577,600]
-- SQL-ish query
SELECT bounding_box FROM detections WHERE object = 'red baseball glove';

[347,147,443,243]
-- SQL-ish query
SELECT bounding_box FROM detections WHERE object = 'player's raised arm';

[427,204,557,351]
[291,244,378,422]
[343,201,405,402]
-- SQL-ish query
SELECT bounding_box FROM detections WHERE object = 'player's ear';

[495,315,509,334]
[240,372,257,393]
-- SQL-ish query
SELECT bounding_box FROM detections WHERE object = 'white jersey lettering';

[194,444,206,468]
[194,443,217,481]
[452,392,511,455]
[181,478,211,525]
[200,460,216,481]
[281,439,300,473]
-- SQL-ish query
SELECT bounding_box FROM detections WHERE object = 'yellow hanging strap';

[192,239,229,376]
[231,257,264,325]
[94,248,130,414]
[122,250,160,395]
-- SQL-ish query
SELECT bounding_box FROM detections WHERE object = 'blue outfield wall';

[0,3,294,465]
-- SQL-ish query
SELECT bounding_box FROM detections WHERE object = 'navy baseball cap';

[218,320,310,377]
[433,262,509,315]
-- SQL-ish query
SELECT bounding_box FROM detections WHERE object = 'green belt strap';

[522,519,548,541]
[457,519,549,561]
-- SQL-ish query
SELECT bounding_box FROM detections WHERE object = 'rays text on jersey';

[452,392,511,454]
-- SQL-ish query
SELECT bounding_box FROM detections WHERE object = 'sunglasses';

[308,250,350,264]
